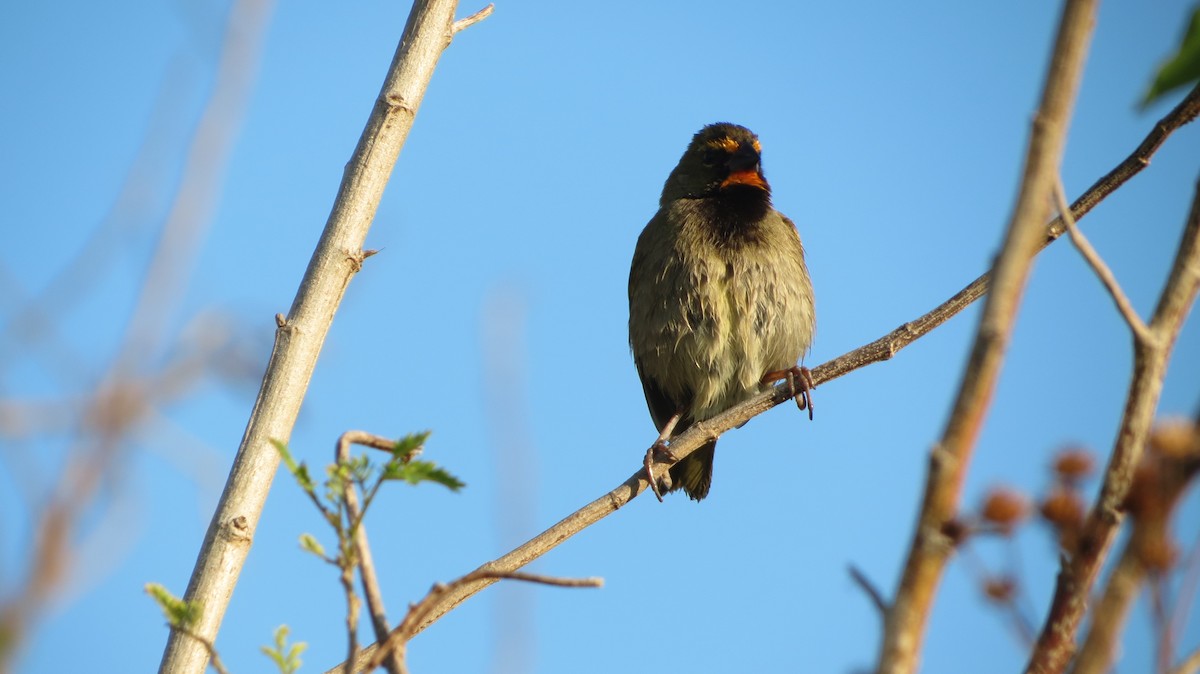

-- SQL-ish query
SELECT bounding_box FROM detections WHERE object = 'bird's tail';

[668,439,716,501]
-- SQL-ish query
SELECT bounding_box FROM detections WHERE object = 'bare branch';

[880,1,1099,671]
[1053,176,1155,343]
[158,1,486,672]
[1068,540,1148,674]
[365,570,601,671]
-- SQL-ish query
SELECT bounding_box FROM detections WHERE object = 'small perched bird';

[628,122,816,501]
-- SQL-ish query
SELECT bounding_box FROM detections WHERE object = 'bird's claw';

[643,440,676,502]
[762,366,815,420]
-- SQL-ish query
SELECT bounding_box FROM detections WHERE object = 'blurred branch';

[1052,177,1155,343]
[880,1,1098,671]
[1025,175,1200,673]
[330,48,1200,674]
[1068,419,1200,674]
[0,0,270,664]
[1068,527,1149,674]
[158,2,493,673]
[481,285,539,674]
[0,57,197,382]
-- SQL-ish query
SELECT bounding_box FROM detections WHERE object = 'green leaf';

[273,439,316,493]
[393,431,431,462]
[299,533,326,559]
[387,459,465,491]
[261,624,306,674]
[1144,7,1200,107]
[145,582,201,629]
[347,455,372,483]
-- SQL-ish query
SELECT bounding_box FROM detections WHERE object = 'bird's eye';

[701,148,723,166]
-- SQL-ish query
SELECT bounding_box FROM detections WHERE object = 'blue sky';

[2,1,1199,673]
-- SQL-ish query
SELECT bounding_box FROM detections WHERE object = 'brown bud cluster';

[983,576,1017,603]
[1124,418,1200,573]
[1039,487,1087,553]
[1038,445,1097,554]
[1052,447,1095,484]
[980,486,1029,535]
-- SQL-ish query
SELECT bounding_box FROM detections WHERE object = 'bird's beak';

[720,144,766,190]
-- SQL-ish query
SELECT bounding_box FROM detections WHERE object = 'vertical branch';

[876,1,1098,673]
[158,3,491,673]
[337,431,406,674]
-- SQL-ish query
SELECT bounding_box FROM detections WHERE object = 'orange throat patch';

[721,170,766,190]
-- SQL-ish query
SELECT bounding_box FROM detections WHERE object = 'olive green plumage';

[628,123,815,501]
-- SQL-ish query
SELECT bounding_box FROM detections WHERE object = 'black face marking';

[698,186,772,248]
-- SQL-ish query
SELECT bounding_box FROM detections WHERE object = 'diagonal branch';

[878,1,1099,672]
[157,3,493,673]
[1053,176,1155,343]
[326,77,1200,674]
[336,431,408,674]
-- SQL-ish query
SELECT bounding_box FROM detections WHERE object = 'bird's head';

[661,123,770,205]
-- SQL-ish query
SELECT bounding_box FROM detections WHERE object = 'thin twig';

[1026,178,1200,673]
[472,570,605,588]
[337,431,404,674]
[365,570,601,671]
[326,81,1200,674]
[959,542,1035,647]
[339,552,360,674]
[848,565,889,618]
[452,3,493,33]
[1053,176,1155,343]
[880,1,1099,672]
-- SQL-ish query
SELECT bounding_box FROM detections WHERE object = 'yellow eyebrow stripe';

[704,137,740,153]
[704,137,761,154]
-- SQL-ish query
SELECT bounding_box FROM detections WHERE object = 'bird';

[628,122,816,501]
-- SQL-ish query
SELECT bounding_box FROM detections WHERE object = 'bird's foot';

[643,440,676,502]
[761,366,815,420]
